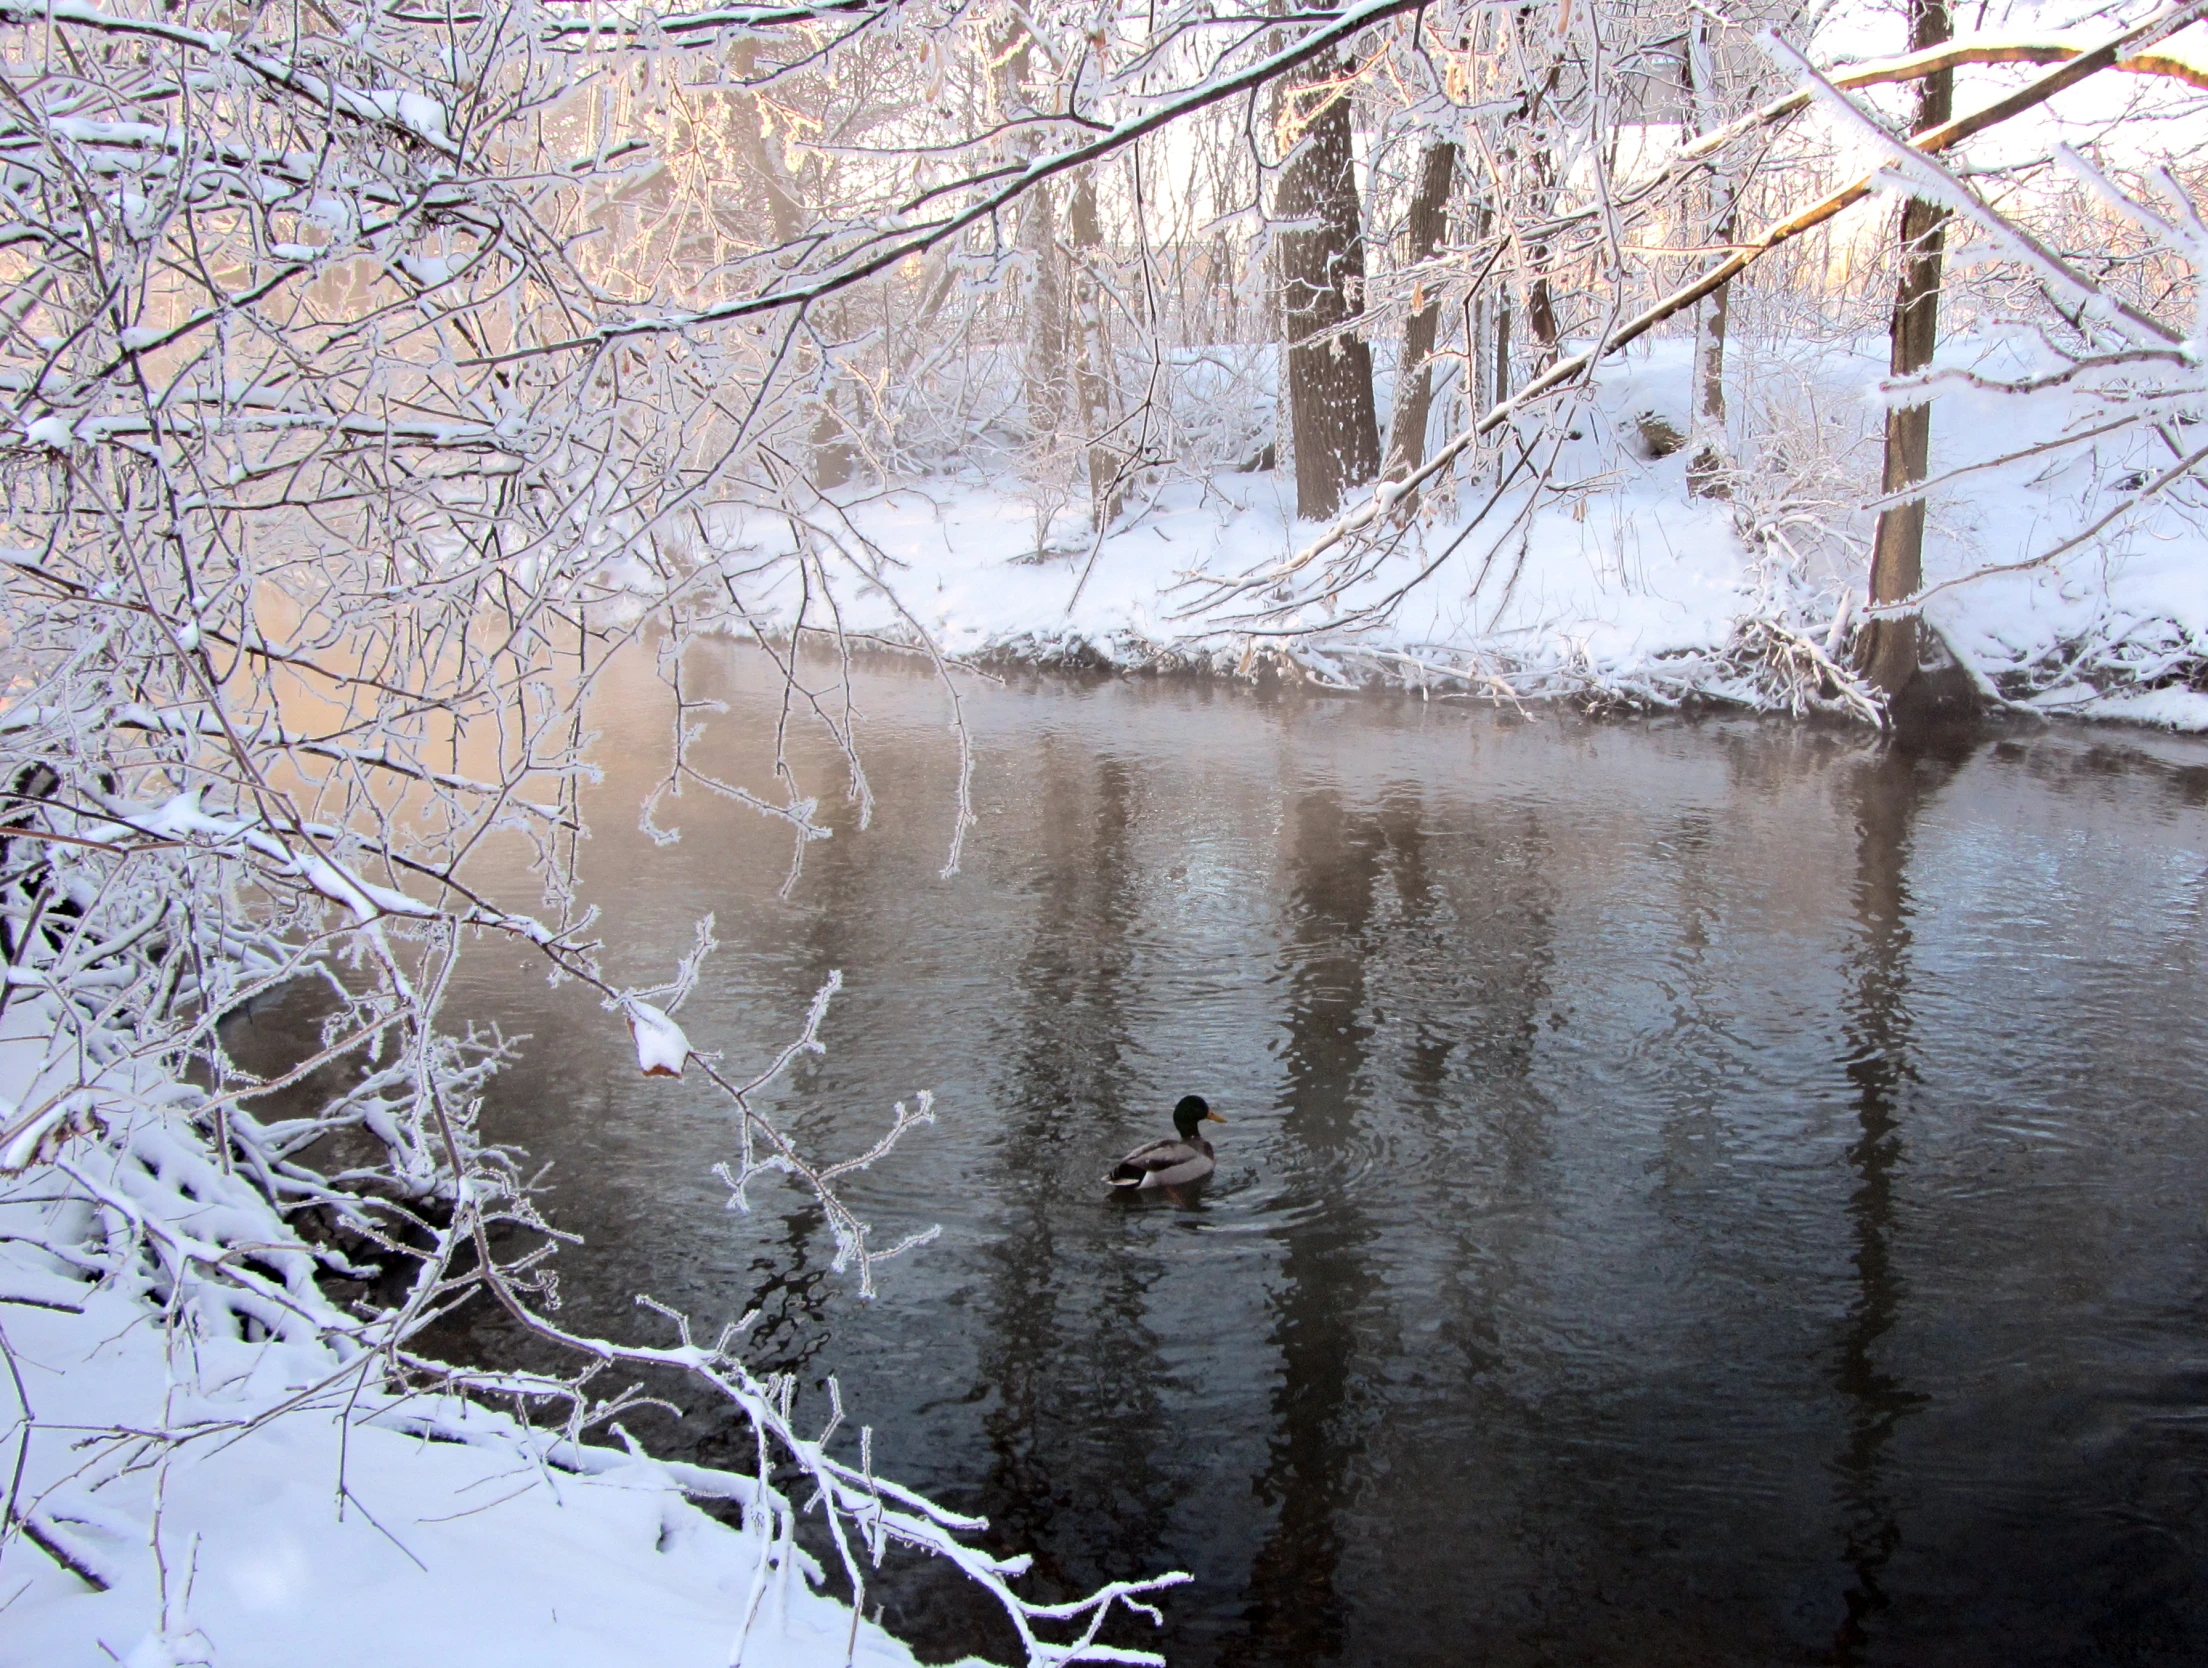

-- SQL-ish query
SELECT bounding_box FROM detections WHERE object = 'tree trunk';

[1524,271,1557,357]
[729,42,854,489]
[1469,197,1494,419]
[1066,173,1127,526]
[728,41,802,248]
[889,255,958,381]
[1384,142,1457,483]
[990,24,1071,474]
[1858,0,1954,700]
[1685,17,1733,500]
[1276,58,1381,520]
[1493,295,1512,406]
[808,301,856,492]
[1020,178,1069,454]
[1520,142,1560,361]
[1510,42,1564,367]
[1686,208,1735,499]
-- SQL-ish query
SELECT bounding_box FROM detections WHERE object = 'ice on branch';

[626,1000,693,1077]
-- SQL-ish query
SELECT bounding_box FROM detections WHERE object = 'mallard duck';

[1105,1095,1226,1193]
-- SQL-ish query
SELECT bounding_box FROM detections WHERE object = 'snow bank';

[676,335,2205,727]
[0,1262,927,1668]
[0,986,949,1668]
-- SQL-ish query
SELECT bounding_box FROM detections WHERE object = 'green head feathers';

[1173,1095,1225,1139]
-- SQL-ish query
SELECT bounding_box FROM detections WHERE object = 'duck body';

[1108,1133,1216,1191]
[1107,1095,1225,1194]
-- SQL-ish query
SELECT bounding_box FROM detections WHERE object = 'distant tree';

[1384,141,1460,484]
[1276,52,1384,519]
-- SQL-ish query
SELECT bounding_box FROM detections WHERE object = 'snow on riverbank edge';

[673,338,2207,732]
[0,983,978,1668]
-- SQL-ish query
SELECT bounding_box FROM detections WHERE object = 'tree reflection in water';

[1227,789,1387,1666]
[974,747,1180,1592]
[1828,732,1970,1663]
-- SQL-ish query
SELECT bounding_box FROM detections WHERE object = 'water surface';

[422,649,2208,1667]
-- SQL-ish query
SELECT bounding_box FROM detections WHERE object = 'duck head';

[1173,1095,1226,1140]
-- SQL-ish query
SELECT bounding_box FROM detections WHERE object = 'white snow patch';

[2061,687,2208,731]
[0,986,968,1668]
[627,1000,692,1076]
[652,334,2202,719]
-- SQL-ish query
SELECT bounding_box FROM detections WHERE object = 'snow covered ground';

[696,335,2208,729]
[0,1276,927,1668]
[0,983,962,1668]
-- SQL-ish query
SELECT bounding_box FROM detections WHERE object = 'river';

[393,645,2208,1666]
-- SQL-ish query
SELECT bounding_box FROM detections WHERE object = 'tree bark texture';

[1521,136,1561,359]
[1469,197,1494,417]
[1524,271,1558,355]
[1685,17,1733,500]
[993,25,1070,465]
[1276,60,1381,520]
[1066,173,1128,526]
[1020,177,1069,450]
[808,300,857,490]
[729,41,855,488]
[728,41,803,248]
[1493,297,1512,406]
[1384,142,1458,483]
[1859,0,1954,699]
[1508,31,1565,366]
[990,20,1081,500]
[1686,213,1734,498]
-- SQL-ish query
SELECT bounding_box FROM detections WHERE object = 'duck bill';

[1206,1112,1226,1124]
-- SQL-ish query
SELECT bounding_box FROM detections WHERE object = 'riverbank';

[679,337,2207,731]
[0,980,967,1668]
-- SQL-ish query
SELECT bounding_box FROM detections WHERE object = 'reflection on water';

[1829,741,1949,1663]
[1231,789,1386,1668]
[390,649,2208,1667]
[976,746,1172,1594]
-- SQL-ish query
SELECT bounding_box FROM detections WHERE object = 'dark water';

[417,648,2208,1666]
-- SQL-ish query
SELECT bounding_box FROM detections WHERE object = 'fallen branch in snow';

[1726,616,1889,729]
